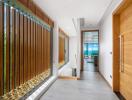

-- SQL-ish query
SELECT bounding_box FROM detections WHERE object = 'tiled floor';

[40,71,119,100]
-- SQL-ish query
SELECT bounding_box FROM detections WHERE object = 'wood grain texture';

[35,22,37,75]
[11,9,15,90]
[6,6,10,92]
[112,14,120,92]
[41,28,44,72]
[120,4,132,100]
[44,28,46,71]
[48,31,51,69]
[40,25,42,73]
[24,16,28,82]
[0,2,4,96]
[18,0,54,27]
[45,30,48,70]
[20,13,24,84]
[30,20,34,78]
[27,18,31,80]
[15,11,20,87]
[33,21,36,77]
[113,1,132,99]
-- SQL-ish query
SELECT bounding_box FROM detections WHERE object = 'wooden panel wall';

[0,2,53,96]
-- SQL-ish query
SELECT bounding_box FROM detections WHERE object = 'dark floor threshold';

[115,92,126,100]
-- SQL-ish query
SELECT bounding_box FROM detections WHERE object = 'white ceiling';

[33,0,113,36]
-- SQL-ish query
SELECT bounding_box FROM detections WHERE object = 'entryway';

[81,30,99,72]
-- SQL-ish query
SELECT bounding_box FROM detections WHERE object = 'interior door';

[119,3,132,100]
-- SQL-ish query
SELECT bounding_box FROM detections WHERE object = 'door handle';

[119,35,124,73]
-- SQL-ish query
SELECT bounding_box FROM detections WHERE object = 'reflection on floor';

[40,71,119,100]
[84,59,98,72]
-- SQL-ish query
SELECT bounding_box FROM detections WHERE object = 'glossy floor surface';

[40,71,119,100]
[83,59,98,72]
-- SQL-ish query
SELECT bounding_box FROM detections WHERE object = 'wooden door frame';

[81,30,99,71]
[112,0,132,92]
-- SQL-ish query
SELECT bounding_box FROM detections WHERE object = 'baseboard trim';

[115,92,126,100]
[59,76,78,80]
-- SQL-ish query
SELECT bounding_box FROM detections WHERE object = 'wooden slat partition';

[0,2,4,96]
[0,1,53,97]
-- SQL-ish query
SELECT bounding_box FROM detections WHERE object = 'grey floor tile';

[40,71,119,100]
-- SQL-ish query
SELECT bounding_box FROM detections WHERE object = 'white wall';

[99,0,122,86]
[52,22,59,76]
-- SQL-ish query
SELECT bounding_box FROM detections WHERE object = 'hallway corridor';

[40,71,119,100]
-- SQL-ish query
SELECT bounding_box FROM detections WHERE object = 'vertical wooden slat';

[38,25,40,74]
[42,27,44,72]
[11,8,15,90]
[43,28,45,72]
[0,2,4,96]
[20,13,24,84]
[28,18,31,80]
[48,31,51,70]
[44,29,46,72]
[33,22,36,76]
[5,6,10,93]
[31,20,34,78]
[35,23,38,76]
[37,25,40,74]
[15,11,20,87]
[40,25,42,73]
[45,30,48,70]
[24,16,28,82]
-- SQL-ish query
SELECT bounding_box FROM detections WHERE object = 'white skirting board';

[26,76,57,100]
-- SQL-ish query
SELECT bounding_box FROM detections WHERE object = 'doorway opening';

[81,30,99,72]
